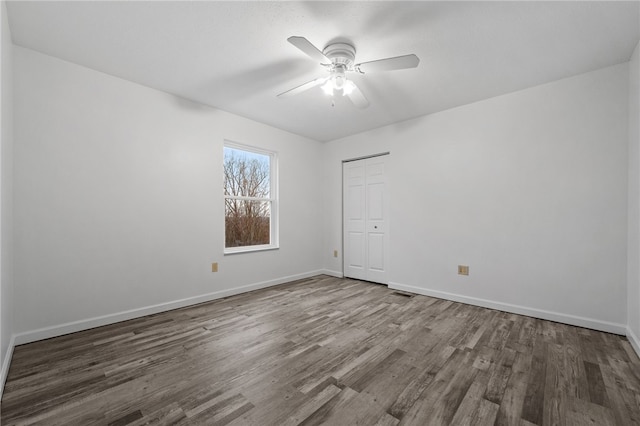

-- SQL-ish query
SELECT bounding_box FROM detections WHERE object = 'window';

[223,142,278,253]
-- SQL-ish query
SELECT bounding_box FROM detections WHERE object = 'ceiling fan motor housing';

[323,42,356,69]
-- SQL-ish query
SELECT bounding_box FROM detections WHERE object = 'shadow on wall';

[169,94,215,112]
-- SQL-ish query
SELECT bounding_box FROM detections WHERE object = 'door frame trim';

[342,152,390,164]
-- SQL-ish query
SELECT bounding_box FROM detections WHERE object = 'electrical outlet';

[212,262,218,272]
[458,265,469,275]
[333,250,338,258]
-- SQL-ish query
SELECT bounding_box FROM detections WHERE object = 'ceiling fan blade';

[277,76,328,98]
[346,82,370,109]
[356,54,420,73]
[287,36,330,64]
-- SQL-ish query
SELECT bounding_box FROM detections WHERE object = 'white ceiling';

[6,1,640,142]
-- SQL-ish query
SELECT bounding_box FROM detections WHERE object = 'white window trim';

[223,140,279,255]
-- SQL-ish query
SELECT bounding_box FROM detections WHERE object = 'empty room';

[0,1,639,425]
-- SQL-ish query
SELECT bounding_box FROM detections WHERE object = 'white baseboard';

[388,282,627,336]
[0,334,15,400]
[320,269,343,278]
[627,327,640,359]
[14,270,325,346]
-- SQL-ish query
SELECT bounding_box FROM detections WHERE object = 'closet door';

[343,155,389,284]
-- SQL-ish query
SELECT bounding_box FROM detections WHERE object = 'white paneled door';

[343,155,389,284]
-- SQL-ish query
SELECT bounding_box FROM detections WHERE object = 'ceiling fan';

[278,36,420,109]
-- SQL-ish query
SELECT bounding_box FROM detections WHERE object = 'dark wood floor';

[2,275,639,425]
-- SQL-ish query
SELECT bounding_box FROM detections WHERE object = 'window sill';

[224,245,279,255]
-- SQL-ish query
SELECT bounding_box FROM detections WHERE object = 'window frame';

[223,140,279,255]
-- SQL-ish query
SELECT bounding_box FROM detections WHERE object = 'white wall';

[324,64,629,333]
[13,46,323,341]
[0,0,14,395]
[628,39,640,353]
[7,31,637,353]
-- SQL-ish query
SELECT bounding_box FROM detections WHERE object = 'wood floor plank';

[494,350,532,426]
[279,384,342,426]
[542,343,567,426]
[386,345,456,420]
[1,275,639,425]
[600,363,639,425]
[521,336,548,425]
[397,348,477,425]
[584,360,609,407]
[565,396,616,426]
[447,374,491,425]
[295,387,360,426]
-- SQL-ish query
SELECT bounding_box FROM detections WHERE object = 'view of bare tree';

[224,148,271,248]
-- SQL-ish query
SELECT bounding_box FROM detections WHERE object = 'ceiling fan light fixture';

[321,80,334,96]
[342,80,355,96]
[322,72,348,96]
